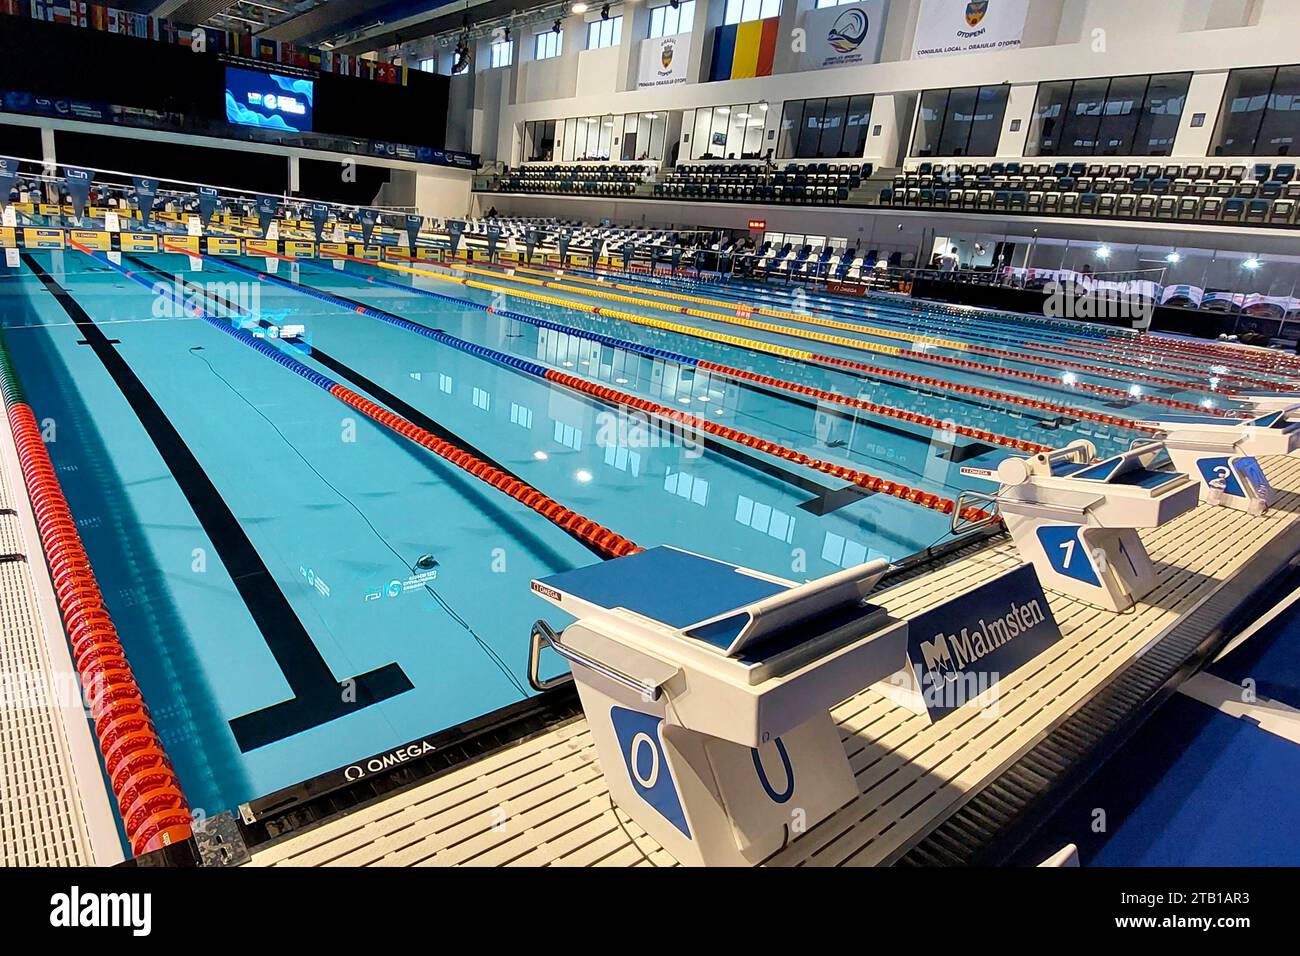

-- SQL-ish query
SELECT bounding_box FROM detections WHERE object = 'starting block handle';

[951,490,1003,534]
[528,619,663,700]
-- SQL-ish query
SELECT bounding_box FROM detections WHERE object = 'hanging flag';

[309,202,329,241]
[403,214,422,249]
[709,16,779,81]
[0,157,19,205]
[198,186,219,224]
[63,166,93,220]
[132,176,159,226]
[255,195,280,237]
[358,208,378,245]
[447,220,464,256]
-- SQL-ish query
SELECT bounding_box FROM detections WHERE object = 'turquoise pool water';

[0,247,1258,819]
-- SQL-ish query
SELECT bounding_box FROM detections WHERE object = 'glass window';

[1025,80,1071,156]
[534,29,563,60]
[818,97,850,158]
[649,0,694,37]
[1058,78,1108,155]
[724,0,779,25]
[841,94,873,158]
[489,41,513,68]
[1027,73,1190,156]
[912,89,948,157]
[778,100,804,158]
[1256,65,1300,156]
[561,116,578,160]
[778,95,872,158]
[815,0,857,6]
[1135,73,1190,155]
[1213,67,1277,155]
[911,85,1009,157]
[417,56,436,73]
[797,98,827,157]
[586,16,623,49]
[527,119,556,161]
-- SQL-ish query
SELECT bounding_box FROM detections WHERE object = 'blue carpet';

[1210,599,1300,711]
[1014,695,1300,866]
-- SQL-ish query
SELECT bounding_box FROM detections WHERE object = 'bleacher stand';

[653,161,873,205]
[496,164,651,196]
[879,160,1299,226]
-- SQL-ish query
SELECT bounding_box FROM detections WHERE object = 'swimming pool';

[0,244,1273,823]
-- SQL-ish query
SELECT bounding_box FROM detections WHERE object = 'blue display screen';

[225,68,314,133]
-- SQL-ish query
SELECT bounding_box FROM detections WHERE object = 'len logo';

[966,0,989,27]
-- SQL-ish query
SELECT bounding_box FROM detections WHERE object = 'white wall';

[466,0,1297,165]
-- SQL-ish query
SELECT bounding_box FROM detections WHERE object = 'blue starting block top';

[534,546,789,632]
[1147,412,1296,430]
[533,546,888,659]
[1056,450,1184,490]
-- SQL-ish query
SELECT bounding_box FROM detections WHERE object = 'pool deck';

[0,411,123,866]
[243,454,1300,867]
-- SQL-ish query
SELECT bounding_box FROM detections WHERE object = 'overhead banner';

[358,207,379,245]
[198,185,220,224]
[447,220,464,256]
[309,202,329,241]
[912,0,1030,58]
[800,0,887,70]
[0,157,17,205]
[621,241,635,271]
[64,166,93,219]
[486,225,501,259]
[132,177,159,226]
[255,195,281,237]
[557,231,571,263]
[591,234,605,265]
[404,214,423,249]
[637,33,691,89]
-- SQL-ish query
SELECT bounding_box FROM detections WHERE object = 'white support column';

[1176,70,1230,158]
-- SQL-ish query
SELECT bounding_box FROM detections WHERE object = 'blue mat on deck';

[1015,695,1300,867]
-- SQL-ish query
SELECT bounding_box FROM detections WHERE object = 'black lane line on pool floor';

[22,253,414,753]
[192,258,875,511]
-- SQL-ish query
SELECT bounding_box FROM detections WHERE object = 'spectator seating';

[496,163,651,196]
[879,160,1300,226]
[653,161,873,204]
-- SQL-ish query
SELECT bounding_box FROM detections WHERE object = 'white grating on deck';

[0,413,121,866]
[249,455,1300,868]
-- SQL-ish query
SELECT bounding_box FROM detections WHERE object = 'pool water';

[0,246,1266,820]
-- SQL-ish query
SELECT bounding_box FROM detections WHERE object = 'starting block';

[1142,409,1298,514]
[528,546,907,867]
[962,440,1199,611]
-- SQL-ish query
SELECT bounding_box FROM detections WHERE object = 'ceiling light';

[1096,245,1111,260]
[571,2,588,12]
[1165,252,1181,264]
[1244,257,1262,270]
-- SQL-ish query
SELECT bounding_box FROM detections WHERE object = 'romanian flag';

[709,16,779,82]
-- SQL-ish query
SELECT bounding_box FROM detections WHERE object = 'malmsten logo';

[919,596,1046,682]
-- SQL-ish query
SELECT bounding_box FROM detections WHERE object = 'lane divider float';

[0,325,192,857]
[84,242,644,561]
[198,252,994,522]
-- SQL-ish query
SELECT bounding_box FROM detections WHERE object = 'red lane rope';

[7,402,192,856]
[542,371,992,523]
[326,385,643,558]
